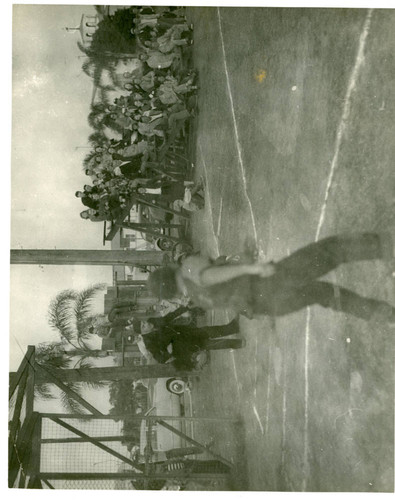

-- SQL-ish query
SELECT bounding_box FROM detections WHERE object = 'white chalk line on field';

[265,336,272,436]
[217,7,258,244]
[301,9,373,492]
[281,360,288,471]
[253,336,258,399]
[253,405,265,436]
[199,141,220,258]
[281,251,291,472]
[314,9,373,241]
[216,7,261,421]
[252,335,266,433]
[216,197,223,237]
[199,142,242,399]
[231,350,242,400]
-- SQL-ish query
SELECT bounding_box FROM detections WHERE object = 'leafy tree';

[132,478,167,490]
[89,9,138,56]
[88,131,108,149]
[77,7,140,155]
[82,150,97,171]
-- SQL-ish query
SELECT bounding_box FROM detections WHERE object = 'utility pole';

[10,249,169,266]
[30,364,193,384]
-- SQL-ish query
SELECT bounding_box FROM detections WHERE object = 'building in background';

[64,13,99,46]
[109,206,159,285]
[103,283,158,316]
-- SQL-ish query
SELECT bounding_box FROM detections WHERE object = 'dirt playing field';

[185,7,395,492]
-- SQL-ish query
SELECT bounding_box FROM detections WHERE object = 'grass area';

[186,7,394,492]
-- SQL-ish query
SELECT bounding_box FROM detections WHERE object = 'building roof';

[65,14,98,45]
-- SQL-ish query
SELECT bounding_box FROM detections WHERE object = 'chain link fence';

[39,414,241,490]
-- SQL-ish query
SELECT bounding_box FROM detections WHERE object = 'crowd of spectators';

[77,6,201,223]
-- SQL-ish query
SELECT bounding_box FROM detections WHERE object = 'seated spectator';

[75,191,99,210]
[156,24,191,53]
[139,51,179,70]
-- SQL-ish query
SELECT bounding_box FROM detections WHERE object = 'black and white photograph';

[8,2,395,492]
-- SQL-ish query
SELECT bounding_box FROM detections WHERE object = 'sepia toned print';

[9,4,395,492]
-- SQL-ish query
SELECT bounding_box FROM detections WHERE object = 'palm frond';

[74,284,106,341]
[37,356,71,370]
[60,383,87,414]
[77,338,91,351]
[106,66,119,88]
[93,65,104,88]
[47,291,79,349]
[78,358,110,389]
[98,88,110,108]
[79,358,95,369]
[87,111,99,128]
[91,102,107,113]
[91,122,105,132]
[34,383,55,401]
[84,379,108,390]
[82,150,96,170]
[88,131,107,147]
[87,110,105,131]
[36,342,73,370]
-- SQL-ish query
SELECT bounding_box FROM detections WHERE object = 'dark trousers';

[253,233,395,320]
[177,319,243,350]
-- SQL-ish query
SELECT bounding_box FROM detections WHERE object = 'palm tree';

[35,342,108,413]
[88,131,108,148]
[97,88,111,109]
[47,284,106,350]
[34,343,75,411]
[36,284,108,412]
[87,109,105,131]
[77,41,121,80]
[82,150,97,172]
